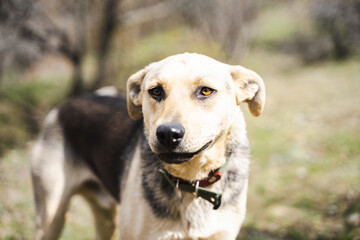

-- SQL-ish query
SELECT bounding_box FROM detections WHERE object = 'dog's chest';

[120,144,235,239]
[180,196,217,237]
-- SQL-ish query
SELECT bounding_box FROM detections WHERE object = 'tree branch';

[120,1,173,27]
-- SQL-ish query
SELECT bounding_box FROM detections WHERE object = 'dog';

[30,53,265,240]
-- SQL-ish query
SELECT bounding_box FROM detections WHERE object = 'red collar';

[170,169,222,188]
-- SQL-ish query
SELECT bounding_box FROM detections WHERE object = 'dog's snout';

[156,123,185,150]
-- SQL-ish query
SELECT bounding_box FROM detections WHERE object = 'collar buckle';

[193,181,200,198]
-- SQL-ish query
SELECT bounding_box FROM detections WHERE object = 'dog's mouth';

[158,141,212,164]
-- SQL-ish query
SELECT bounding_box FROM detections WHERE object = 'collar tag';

[200,171,221,187]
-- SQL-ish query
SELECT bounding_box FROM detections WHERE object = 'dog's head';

[127,53,265,180]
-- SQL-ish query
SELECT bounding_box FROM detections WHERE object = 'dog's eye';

[200,87,215,96]
[151,88,162,96]
[149,86,164,101]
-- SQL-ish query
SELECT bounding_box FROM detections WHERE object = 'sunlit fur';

[127,53,265,181]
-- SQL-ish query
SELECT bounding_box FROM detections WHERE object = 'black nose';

[156,123,185,151]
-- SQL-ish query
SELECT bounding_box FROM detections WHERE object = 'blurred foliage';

[0,80,66,155]
[311,0,360,59]
[253,0,360,63]
[0,0,44,70]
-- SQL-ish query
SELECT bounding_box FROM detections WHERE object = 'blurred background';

[0,0,359,239]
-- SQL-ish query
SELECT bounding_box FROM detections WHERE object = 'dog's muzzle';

[155,123,212,164]
[158,141,212,164]
[156,123,185,151]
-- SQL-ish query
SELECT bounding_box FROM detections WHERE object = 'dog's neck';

[161,135,228,181]
[159,154,232,209]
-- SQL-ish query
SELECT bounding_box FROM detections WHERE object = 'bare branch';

[90,0,121,91]
[120,1,173,27]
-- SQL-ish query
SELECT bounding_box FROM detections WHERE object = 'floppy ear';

[230,65,265,116]
[126,68,147,120]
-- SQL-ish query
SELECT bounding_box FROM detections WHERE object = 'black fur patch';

[59,94,141,201]
[140,134,181,219]
[220,144,250,207]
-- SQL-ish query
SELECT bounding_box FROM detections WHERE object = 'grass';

[0,150,34,239]
[0,149,95,240]
[238,50,360,239]
[0,77,69,155]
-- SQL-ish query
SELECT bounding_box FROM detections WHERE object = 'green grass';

[0,78,69,155]
[0,150,95,240]
[238,49,360,239]
[0,150,34,239]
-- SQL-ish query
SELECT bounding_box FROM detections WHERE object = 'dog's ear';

[126,68,147,120]
[230,65,265,116]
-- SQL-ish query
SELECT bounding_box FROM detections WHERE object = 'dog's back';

[58,95,140,200]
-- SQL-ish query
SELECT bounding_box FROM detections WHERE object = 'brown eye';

[151,88,161,96]
[200,87,214,96]
[149,86,164,101]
